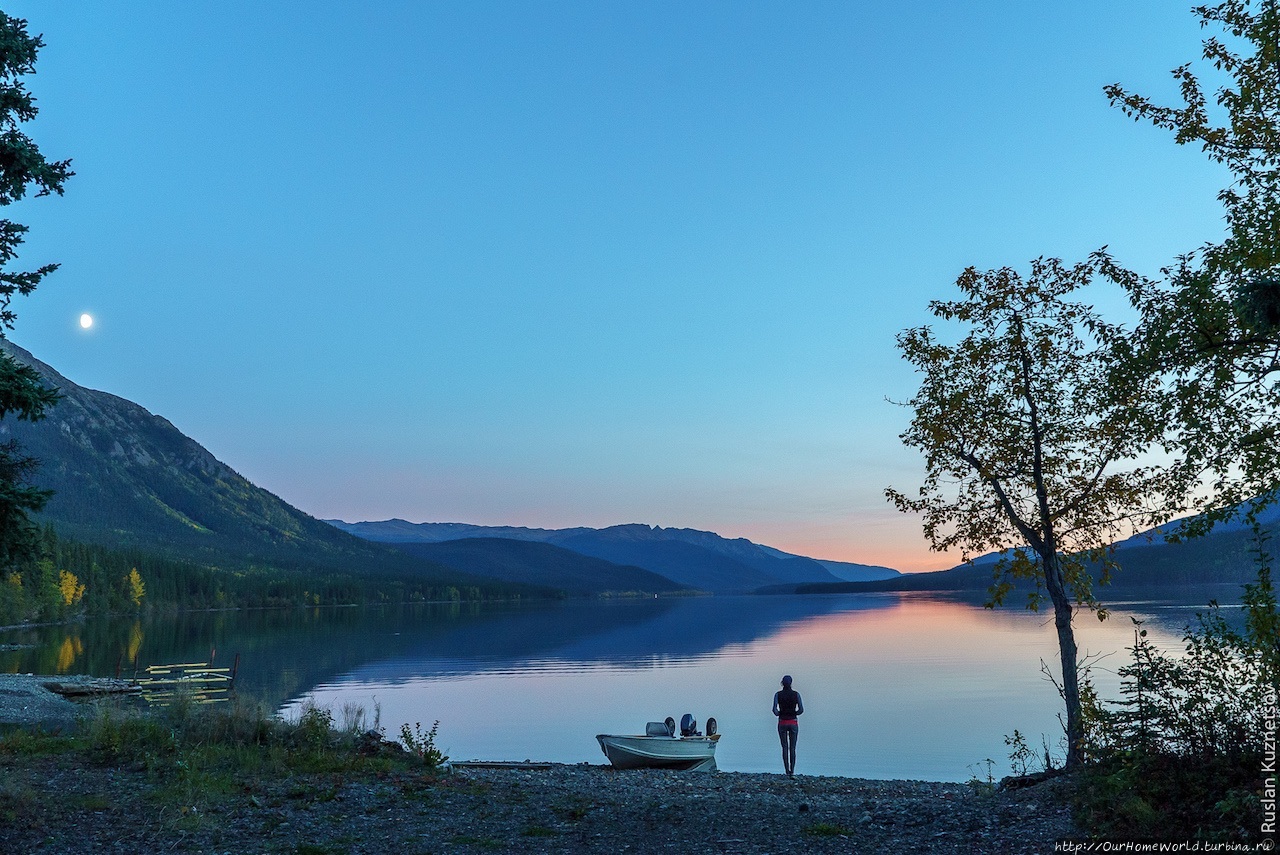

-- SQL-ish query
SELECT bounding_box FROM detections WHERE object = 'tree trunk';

[1042,550,1083,768]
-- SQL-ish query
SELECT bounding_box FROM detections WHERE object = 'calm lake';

[0,589,1240,782]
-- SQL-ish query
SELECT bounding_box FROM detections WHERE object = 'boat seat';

[645,721,672,737]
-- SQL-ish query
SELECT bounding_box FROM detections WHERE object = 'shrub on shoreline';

[1072,561,1277,840]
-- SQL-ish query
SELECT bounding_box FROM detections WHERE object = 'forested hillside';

[0,527,544,627]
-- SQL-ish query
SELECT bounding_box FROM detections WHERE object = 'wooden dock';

[132,656,239,706]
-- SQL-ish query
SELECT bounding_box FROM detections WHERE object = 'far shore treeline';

[0,525,529,627]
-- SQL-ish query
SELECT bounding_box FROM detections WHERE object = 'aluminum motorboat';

[596,715,719,772]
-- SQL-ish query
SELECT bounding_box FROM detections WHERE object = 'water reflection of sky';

[276,592,1206,781]
[2,590,1230,780]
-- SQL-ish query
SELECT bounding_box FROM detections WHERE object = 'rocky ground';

[0,673,100,729]
[0,757,1079,854]
[0,675,1080,853]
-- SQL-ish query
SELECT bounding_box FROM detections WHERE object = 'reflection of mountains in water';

[3,591,1235,714]
[337,594,903,686]
[215,596,916,707]
[2,596,905,710]
[258,589,1243,709]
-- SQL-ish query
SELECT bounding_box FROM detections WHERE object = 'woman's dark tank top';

[776,688,800,718]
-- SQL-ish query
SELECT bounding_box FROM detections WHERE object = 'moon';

[79,313,93,329]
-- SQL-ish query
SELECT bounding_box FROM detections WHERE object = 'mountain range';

[789,511,1280,597]
[326,519,902,592]
[0,340,895,595]
[389,538,687,594]
[0,337,1262,600]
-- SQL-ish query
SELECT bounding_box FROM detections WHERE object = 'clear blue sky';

[5,2,1232,571]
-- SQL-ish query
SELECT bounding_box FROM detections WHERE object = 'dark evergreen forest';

[0,526,537,627]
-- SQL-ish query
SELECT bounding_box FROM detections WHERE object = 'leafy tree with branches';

[0,11,71,570]
[1106,0,1280,531]
[890,0,1280,798]
[1103,0,1280,751]
[886,255,1183,769]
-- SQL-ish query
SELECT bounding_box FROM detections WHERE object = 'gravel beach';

[0,756,1079,854]
[0,673,102,729]
[0,675,1079,853]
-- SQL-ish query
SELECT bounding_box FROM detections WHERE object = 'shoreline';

[0,592,713,636]
[0,674,1081,852]
[0,672,1052,786]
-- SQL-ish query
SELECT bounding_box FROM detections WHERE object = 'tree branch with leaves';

[1106,1,1280,534]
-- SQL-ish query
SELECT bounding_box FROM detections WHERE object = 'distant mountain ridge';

[0,339,1246,600]
[390,538,687,595]
[791,515,1277,597]
[327,519,902,592]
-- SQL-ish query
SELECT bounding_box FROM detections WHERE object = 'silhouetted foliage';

[1108,1,1280,533]
[1059,8,1280,835]
[0,12,69,573]
[1076,539,1277,840]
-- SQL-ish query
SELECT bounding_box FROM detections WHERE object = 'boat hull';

[595,733,720,771]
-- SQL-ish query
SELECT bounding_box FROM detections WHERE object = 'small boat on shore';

[596,715,720,772]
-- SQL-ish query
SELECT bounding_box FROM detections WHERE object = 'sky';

[2,2,1236,572]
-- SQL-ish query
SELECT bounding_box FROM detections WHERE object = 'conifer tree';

[0,12,71,570]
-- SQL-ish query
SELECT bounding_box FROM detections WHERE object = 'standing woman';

[772,674,804,776]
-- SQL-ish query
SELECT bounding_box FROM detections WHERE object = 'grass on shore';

[0,692,448,835]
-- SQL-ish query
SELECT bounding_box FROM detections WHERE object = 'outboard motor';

[663,716,676,737]
[680,713,697,737]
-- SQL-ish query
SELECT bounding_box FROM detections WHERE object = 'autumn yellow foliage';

[58,570,84,608]
[126,568,145,607]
